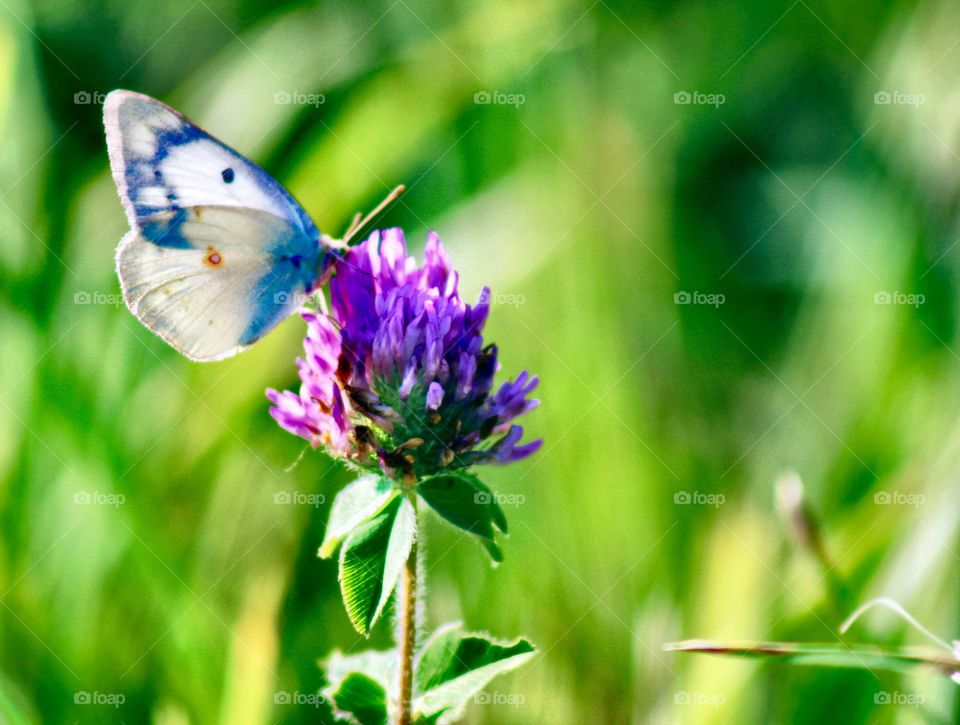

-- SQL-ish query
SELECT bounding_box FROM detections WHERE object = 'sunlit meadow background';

[4,0,960,722]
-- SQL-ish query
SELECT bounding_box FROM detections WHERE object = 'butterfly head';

[311,233,351,288]
[315,245,345,288]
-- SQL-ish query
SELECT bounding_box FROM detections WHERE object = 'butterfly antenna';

[341,185,405,246]
[840,596,953,651]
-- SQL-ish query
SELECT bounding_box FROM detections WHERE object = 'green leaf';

[411,716,442,725]
[480,539,503,564]
[375,495,416,626]
[413,623,536,722]
[323,648,397,720]
[324,649,397,694]
[329,673,388,725]
[664,639,960,679]
[417,472,507,561]
[338,497,416,635]
[319,475,398,559]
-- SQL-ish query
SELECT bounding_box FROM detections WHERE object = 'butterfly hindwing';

[116,206,319,361]
[104,90,330,360]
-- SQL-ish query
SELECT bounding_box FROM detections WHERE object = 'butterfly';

[104,90,401,361]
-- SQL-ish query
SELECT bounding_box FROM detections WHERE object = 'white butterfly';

[104,90,400,361]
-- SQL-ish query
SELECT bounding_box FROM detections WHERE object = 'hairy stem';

[397,508,418,725]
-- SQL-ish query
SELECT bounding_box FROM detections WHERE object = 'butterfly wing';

[104,89,333,361]
[116,206,320,361]
[104,89,318,235]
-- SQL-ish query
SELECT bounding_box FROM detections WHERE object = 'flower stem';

[397,504,418,725]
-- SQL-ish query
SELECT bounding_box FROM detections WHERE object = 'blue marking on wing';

[140,208,193,249]
[124,115,318,241]
[238,229,322,345]
[128,123,204,220]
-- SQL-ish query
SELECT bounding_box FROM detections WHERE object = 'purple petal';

[426,381,445,411]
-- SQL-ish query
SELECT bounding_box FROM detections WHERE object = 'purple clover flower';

[267,229,541,481]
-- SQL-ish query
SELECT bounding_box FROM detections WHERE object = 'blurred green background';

[4,0,960,722]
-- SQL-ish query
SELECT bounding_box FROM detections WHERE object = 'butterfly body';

[105,90,335,361]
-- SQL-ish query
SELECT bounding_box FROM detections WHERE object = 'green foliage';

[413,624,536,722]
[338,497,416,636]
[417,472,507,561]
[323,625,535,724]
[320,474,398,559]
[664,639,960,679]
[324,649,399,720]
[329,673,388,725]
[325,649,399,694]
[324,471,508,637]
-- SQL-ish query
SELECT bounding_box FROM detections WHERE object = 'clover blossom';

[266,229,540,481]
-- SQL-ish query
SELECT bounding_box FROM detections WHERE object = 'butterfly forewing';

[104,90,331,361]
